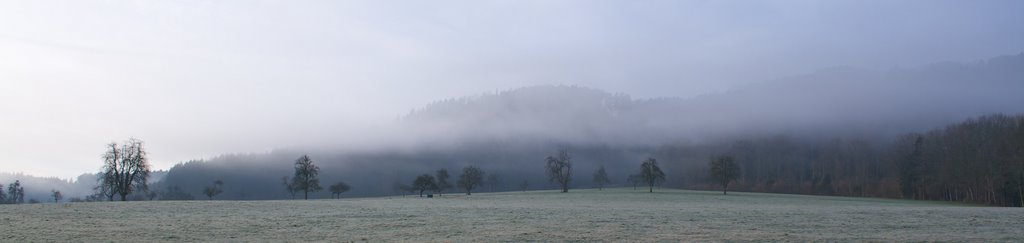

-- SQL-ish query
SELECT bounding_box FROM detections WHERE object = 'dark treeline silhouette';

[700,114,1024,206]
[894,114,1024,206]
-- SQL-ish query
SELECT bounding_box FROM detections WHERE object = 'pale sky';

[2,0,1023,179]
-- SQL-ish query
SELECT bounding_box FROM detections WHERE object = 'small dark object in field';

[427,194,433,198]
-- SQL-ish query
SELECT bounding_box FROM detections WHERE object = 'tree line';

[56,113,1024,207]
[707,114,1023,206]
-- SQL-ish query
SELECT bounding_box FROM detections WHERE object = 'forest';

[93,113,1021,207]
[696,114,1024,207]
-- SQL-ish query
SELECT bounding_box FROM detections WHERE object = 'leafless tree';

[94,172,116,201]
[290,155,322,200]
[519,180,529,192]
[457,166,485,195]
[412,174,438,197]
[329,182,351,199]
[710,155,741,195]
[203,180,224,200]
[101,138,151,201]
[593,166,611,190]
[639,158,665,193]
[546,149,573,193]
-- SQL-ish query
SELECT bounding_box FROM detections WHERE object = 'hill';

[140,53,1024,203]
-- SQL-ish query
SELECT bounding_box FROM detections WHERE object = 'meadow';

[2,188,1022,241]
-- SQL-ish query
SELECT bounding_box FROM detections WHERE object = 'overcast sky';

[2,0,1023,179]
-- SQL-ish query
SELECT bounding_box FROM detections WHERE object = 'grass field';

[2,188,1022,241]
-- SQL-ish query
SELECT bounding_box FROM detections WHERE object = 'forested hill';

[402,53,1024,144]
[135,53,1024,206]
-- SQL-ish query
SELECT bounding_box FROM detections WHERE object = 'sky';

[1,0,1023,179]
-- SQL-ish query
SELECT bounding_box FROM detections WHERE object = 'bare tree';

[546,149,573,193]
[639,158,665,193]
[101,138,151,201]
[203,180,224,200]
[593,166,611,190]
[519,180,529,192]
[95,172,117,201]
[0,183,5,203]
[457,166,485,195]
[412,174,438,197]
[710,155,741,195]
[51,190,63,203]
[290,155,322,200]
[329,182,351,199]
[436,169,452,195]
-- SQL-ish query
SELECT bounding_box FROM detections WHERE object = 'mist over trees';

[115,53,1024,206]
[203,180,224,200]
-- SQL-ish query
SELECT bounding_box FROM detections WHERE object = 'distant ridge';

[396,53,1024,144]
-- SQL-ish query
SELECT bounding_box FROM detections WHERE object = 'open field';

[2,188,1022,242]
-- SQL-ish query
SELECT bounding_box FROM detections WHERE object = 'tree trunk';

[649,184,653,193]
[723,182,728,195]
[304,190,308,200]
[120,194,127,201]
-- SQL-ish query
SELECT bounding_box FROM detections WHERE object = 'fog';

[1,1,1023,199]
